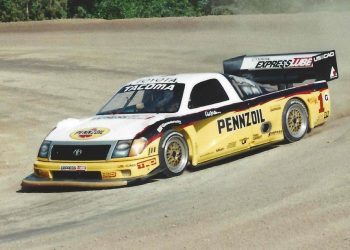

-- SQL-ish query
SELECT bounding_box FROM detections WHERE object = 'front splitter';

[21,174,128,189]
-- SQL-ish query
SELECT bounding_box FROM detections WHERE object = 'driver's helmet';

[143,90,174,111]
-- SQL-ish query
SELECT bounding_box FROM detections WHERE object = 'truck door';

[187,78,252,164]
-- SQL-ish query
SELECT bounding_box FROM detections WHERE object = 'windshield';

[97,83,185,115]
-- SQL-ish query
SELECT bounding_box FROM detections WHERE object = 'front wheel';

[282,99,309,142]
[159,130,189,177]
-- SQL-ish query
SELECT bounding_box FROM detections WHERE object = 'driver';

[142,90,174,112]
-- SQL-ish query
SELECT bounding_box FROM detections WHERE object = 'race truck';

[22,50,338,189]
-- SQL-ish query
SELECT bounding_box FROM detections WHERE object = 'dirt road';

[0,12,349,249]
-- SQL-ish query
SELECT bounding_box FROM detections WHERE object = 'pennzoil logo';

[70,127,110,140]
[217,109,265,134]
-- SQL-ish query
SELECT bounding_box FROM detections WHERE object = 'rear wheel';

[282,99,309,142]
[159,130,189,177]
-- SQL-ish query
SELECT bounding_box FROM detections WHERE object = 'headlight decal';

[111,140,132,158]
[38,140,51,158]
[111,138,148,158]
[129,138,148,157]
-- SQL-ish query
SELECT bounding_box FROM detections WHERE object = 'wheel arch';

[158,128,190,177]
[282,97,310,142]
[176,127,195,166]
[284,96,312,131]
[157,124,194,165]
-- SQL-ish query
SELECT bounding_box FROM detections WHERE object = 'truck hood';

[46,114,167,142]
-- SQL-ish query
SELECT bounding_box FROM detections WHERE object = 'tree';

[190,0,212,15]
[67,0,95,18]
[0,0,26,21]
[95,0,123,19]
[43,0,67,19]
[95,0,198,19]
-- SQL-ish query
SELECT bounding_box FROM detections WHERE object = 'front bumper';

[21,155,160,189]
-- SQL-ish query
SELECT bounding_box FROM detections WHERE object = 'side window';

[189,79,229,109]
[228,75,263,100]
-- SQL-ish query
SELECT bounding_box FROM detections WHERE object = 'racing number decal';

[318,93,325,113]
[318,93,330,119]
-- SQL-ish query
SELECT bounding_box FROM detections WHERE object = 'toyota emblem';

[73,149,83,157]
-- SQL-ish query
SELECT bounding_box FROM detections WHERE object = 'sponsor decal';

[252,57,270,62]
[102,171,117,178]
[268,130,283,136]
[307,97,318,104]
[256,60,291,69]
[253,134,262,140]
[216,148,224,153]
[120,163,136,169]
[205,110,221,117]
[324,94,329,101]
[255,57,313,69]
[290,57,313,67]
[148,147,157,155]
[157,120,181,132]
[313,51,335,62]
[240,138,249,145]
[227,142,236,149]
[330,66,338,79]
[129,77,177,85]
[60,165,86,171]
[123,83,175,92]
[241,53,326,70]
[137,158,157,169]
[324,111,330,119]
[200,151,215,157]
[70,127,110,140]
[270,105,281,111]
[217,109,265,134]
[93,115,155,120]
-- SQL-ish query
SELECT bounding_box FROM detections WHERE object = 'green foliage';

[67,0,95,18]
[0,0,67,21]
[212,0,350,14]
[0,0,209,22]
[1,0,349,22]
[95,0,122,19]
[0,0,26,21]
[43,0,67,19]
[30,0,46,20]
[76,6,87,18]
[190,0,212,15]
[95,0,198,19]
[211,6,235,15]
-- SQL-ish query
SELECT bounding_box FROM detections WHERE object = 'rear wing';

[223,50,338,84]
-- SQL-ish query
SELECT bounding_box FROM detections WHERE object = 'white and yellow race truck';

[22,50,338,189]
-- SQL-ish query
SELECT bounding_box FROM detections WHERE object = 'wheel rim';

[286,104,307,138]
[164,136,188,173]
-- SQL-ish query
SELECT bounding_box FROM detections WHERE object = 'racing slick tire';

[282,98,309,143]
[159,130,189,177]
